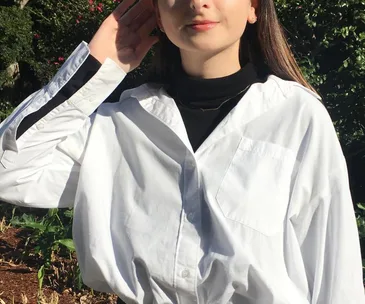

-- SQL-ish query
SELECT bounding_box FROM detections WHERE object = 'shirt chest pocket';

[215,138,295,236]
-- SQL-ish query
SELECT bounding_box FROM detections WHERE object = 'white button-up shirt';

[0,42,364,304]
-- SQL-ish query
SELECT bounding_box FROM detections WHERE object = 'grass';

[0,291,60,304]
[0,216,11,233]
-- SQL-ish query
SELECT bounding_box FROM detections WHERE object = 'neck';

[180,41,241,79]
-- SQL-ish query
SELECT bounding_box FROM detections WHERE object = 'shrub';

[0,5,33,86]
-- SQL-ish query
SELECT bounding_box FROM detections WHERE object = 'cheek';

[158,0,186,42]
[158,0,178,28]
[221,9,250,39]
[218,0,250,30]
[230,14,249,36]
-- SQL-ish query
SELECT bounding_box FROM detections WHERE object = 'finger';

[119,0,153,25]
[136,35,159,60]
[137,14,157,38]
[112,0,137,20]
[127,9,153,32]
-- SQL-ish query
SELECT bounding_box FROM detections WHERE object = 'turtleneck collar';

[166,62,260,110]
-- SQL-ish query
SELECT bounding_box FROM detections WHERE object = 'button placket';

[174,228,199,293]
[173,154,200,296]
[185,189,201,223]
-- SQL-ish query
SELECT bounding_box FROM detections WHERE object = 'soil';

[0,227,118,304]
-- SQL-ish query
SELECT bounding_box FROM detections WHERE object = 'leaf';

[76,265,84,290]
[37,264,45,291]
[64,209,74,218]
[357,203,365,211]
[55,239,76,252]
[48,208,58,217]
[10,218,46,231]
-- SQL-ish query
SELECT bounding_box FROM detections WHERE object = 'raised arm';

[0,43,126,208]
[0,0,158,208]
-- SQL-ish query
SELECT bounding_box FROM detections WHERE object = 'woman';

[0,0,364,303]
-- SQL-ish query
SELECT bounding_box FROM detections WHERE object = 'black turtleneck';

[17,55,266,152]
[166,62,262,151]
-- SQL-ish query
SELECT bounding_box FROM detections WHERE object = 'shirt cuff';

[16,53,102,139]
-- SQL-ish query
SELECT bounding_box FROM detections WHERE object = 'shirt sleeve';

[287,92,365,303]
[16,54,102,139]
[0,41,126,208]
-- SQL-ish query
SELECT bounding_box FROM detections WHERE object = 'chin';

[179,37,226,53]
[168,32,234,55]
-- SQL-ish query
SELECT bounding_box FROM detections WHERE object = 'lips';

[188,20,218,25]
[186,20,219,31]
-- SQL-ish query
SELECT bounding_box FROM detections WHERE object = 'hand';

[88,0,159,73]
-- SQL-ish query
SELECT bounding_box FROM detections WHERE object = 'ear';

[152,0,164,31]
[248,0,258,24]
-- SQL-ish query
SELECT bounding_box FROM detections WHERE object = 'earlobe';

[248,15,257,24]
[248,5,258,24]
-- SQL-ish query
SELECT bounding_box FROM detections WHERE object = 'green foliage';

[357,203,365,239]
[10,208,75,261]
[26,0,122,84]
[0,0,125,108]
[10,208,85,291]
[38,264,45,292]
[0,99,14,121]
[0,5,33,86]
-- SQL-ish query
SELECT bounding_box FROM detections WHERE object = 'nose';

[189,0,209,12]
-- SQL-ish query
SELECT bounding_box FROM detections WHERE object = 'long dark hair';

[149,0,317,94]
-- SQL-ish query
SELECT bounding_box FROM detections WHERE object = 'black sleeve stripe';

[16,54,102,140]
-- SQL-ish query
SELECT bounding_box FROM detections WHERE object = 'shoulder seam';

[267,75,290,99]
[268,75,322,101]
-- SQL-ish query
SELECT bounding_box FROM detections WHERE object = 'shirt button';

[181,269,190,278]
[187,212,195,222]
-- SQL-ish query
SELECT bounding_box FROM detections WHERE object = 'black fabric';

[166,62,264,151]
[16,54,102,140]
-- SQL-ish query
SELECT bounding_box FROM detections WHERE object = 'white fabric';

[0,41,364,304]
